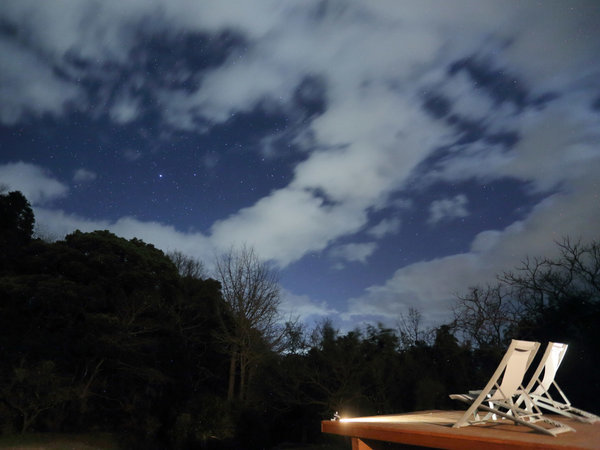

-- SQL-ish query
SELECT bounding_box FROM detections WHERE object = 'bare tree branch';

[167,250,206,279]
[214,244,281,403]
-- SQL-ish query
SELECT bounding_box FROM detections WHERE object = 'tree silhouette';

[214,245,281,403]
[0,191,34,263]
[167,250,207,279]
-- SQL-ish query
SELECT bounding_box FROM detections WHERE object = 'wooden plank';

[322,410,600,449]
[351,437,373,450]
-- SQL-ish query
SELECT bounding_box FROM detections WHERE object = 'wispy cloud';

[109,96,141,124]
[123,149,143,162]
[0,40,82,124]
[34,207,214,259]
[329,242,378,264]
[428,194,469,225]
[367,217,402,239]
[73,168,97,183]
[279,289,338,324]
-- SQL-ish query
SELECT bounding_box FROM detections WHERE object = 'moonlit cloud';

[0,162,68,204]
[279,289,338,324]
[34,208,214,260]
[346,252,485,325]
[123,149,143,162]
[0,40,82,124]
[347,167,600,325]
[329,242,378,264]
[428,194,469,225]
[109,96,141,124]
[210,188,368,266]
[367,218,402,239]
[208,89,446,266]
[73,168,97,183]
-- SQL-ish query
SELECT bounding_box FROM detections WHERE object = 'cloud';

[202,152,220,170]
[501,99,600,192]
[329,242,378,265]
[206,88,447,266]
[0,162,68,204]
[279,289,338,324]
[109,96,140,124]
[425,92,600,193]
[495,0,600,90]
[210,188,368,266]
[32,208,110,239]
[0,40,82,124]
[33,207,214,260]
[293,92,446,202]
[2,0,598,128]
[346,165,600,325]
[0,163,212,260]
[346,253,483,326]
[428,194,469,225]
[123,149,143,162]
[432,68,519,125]
[367,217,401,239]
[73,168,97,183]
[1,0,150,63]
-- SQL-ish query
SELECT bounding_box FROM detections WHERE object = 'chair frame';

[450,339,574,436]
[519,342,599,423]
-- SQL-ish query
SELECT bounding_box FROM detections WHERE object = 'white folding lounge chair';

[450,339,574,436]
[519,342,599,423]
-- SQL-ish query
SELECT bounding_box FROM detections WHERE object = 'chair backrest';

[489,340,540,401]
[529,342,568,395]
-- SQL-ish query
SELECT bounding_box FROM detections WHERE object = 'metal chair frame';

[519,342,599,423]
[450,339,574,436]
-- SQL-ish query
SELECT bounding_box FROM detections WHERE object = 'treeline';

[1,192,231,448]
[1,190,599,449]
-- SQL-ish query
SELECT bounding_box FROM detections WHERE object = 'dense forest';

[1,190,599,449]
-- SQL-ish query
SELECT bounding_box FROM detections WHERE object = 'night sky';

[1,1,599,330]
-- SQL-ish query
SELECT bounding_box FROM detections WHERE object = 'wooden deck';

[321,410,600,449]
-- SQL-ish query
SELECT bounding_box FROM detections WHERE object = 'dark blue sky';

[1,0,599,329]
